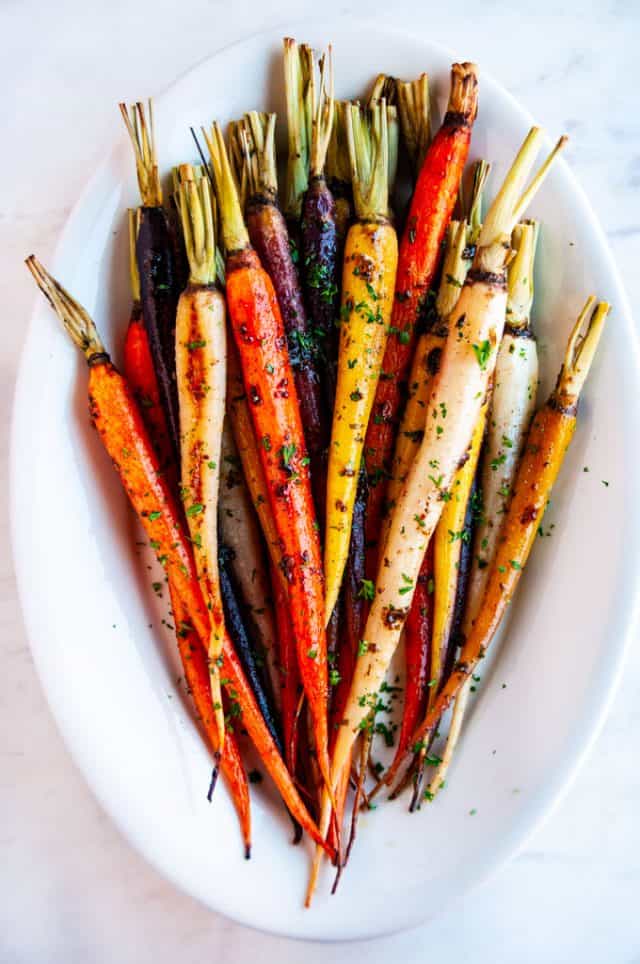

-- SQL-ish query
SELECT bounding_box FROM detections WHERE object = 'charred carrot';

[204,123,333,799]
[363,64,478,578]
[120,101,181,463]
[168,582,251,856]
[406,297,609,760]
[232,110,328,517]
[219,422,281,711]
[324,100,399,622]
[329,129,568,802]
[175,163,227,746]
[26,257,333,858]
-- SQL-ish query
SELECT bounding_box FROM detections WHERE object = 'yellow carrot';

[324,101,399,623]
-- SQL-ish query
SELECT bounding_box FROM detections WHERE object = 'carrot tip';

[244,843,252,860]
[207,761,220,802]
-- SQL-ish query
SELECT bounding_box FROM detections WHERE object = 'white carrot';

[175,164,228,746]
[425,218,540,800]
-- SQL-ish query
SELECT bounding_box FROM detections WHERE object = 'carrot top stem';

[435,220,469,319]
[119,101,163,207]
[25,256,105,360]
[467,159,491,244]
[506,220,539,329]
[283,37,314,220]
[345,101,389,222]
[203,122,250,254]
[309,49,335,179]
[554,297,609,404]
[128,208,141,303]
[448,61,479,121]
[477,131,567,272]
[396,73,431,174]
[176,164,217,286]
[241,111,279,198]
[326,100,351,188]
[512,136,569,222]
[367,76,398,198]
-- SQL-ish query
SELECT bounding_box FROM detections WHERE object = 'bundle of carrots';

[27,36,609,906]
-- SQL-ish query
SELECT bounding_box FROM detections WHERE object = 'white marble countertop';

[2,0,639,960]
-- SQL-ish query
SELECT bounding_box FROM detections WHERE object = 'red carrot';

[363,63,478,577]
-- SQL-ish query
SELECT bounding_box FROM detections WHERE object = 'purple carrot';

[120,102,181,463]
[296,47,341,409]
[229,110,328,520]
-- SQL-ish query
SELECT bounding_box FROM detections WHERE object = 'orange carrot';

[26,256,334,860]
[168,582,251,856]
[205,123,333,801]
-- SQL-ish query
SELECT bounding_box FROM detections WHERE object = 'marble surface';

[2,0,639,960]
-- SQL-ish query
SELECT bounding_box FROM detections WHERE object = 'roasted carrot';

[175,163,227,746]
[219,544,281,750]
[329,128,568,803]
[204,123,333,799]
[383,219,469,532]
[271,561,302,776]
[120,101,181,463]
[296,47,340,408]
[219,422,281,711]
[405,297,609,761]
[26,256,333,858]
[168,582,252,856]
[363,64,478,579]
[408,406,486,792]
[231,110,328,517]
[226,341,282,574]
[427,218,540,801]
[391,541,434,778]
[330,465,368,742]
[324,101,399,621]
[123,213,250,843]
[468,219,540,601]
